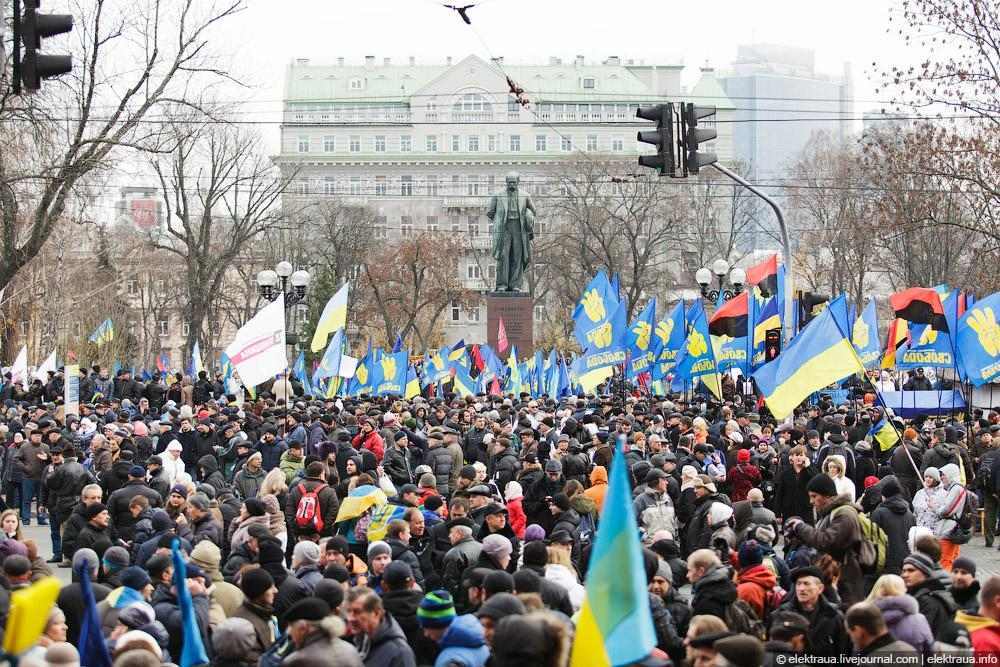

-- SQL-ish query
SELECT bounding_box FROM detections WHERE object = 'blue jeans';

[20,479,38,524]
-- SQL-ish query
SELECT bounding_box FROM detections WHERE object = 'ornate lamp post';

[695,259,746,302]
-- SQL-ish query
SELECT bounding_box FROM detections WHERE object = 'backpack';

[725,598,766,641]
[294,482,328,534]
[833,505,887,574]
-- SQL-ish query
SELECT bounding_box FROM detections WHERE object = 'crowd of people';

[1,365,1000,665]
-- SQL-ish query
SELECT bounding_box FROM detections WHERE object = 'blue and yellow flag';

[367,504,407,541]
[314,329,344,380]
[171,539,209,667]
[448,339,469,370]
[956,291,1000,386]
[452,363,476,398]
[627,298,658,378]
[753,295,865,419]
[852,299,881,369]
[651,300,686,381]
[346,341,373,396]
[898,287,959,370]
[868,417,899,451]
[506,347,522,395]
[570,448,656,667]
[311,282,349,353]
[292,351,307,383]
[573,271,619,350]
[190,342,204,377]
[335,484,388,523]
[672,300,722,399]
[89,318,114,346]
[404,365,421,399]
[374,350,408,396]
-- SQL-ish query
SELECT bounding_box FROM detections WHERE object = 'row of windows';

[288,101,642,124]
[19,319,188,339]
[296,133,627,154]
[446,302,548,324]
[294,173,581,198]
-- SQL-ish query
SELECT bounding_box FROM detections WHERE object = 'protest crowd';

[0,361,997,667]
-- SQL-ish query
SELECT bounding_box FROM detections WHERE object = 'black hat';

[548,529,574,545]
[383,561,414,590]
[241,567,275,600]
[244,498,267,517]
[645,468,668,485]
[399,483,419,496]
[84,503,107,521]
[284,597,331,624]
[550,493,571,512]
[468,484,492,497]
[806,473,838,497]
[476,592,526,621]
[483,502,507,516]
[769,611,810,639]
[459,465,478,481]
[789,565,825,583]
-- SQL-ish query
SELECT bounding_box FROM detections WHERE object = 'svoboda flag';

[225,295,287,388]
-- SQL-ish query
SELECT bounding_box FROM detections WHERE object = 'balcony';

[443,198,486,210]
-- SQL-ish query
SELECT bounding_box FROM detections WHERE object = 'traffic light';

[764,330,781,362]
[15,0,74,93]
[683,103,718,174]
[635,103,674,176]
[799,291,830,327]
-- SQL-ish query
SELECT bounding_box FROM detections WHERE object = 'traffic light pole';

[709,162,794,346]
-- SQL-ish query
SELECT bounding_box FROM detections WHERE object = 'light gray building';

[275,54,735,344]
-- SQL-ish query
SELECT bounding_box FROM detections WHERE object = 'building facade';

[275,54,735,345]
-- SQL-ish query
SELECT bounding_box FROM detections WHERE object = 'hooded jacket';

[633,487,677,540]
[691,565,737,619]
[956,611,1000,656]
[873,594,934,655]
[736,564,778,619]
[233,461,266,501]
[198,454,228,494]
[870,494,916,574]
[795,494,864,606]
[584,466,608,513]
[922,442,960,474]
[433,614,490,667]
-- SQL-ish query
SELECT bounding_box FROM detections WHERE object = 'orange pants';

[940,539,960,571]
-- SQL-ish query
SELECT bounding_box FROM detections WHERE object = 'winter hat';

[940,463,960,484]
[715,634,765,667]
[504,481,523,501]
[102,546,130,572]
[367,540,391,561]
[293,541,320,566]
[481,534,513,560]
[708,502,733,526]
[121,566,151,591]
[806,473,838,497]
[483,570,514,596]
[241,567,275,600]
[550,493,571,512]
[117,602,156,630]
[243,498,266,517]
[128,465,145,478]
[738,540,764,568]
[475,592,526,621]
[459,465,478,481]
[383,561,414,590]
[522,540,549,567]
[283,598,331,624]
[737,449,751,463]
[169,484,188,499]
[314,579,346,611]
[953,556,977,576]
[44,642,79,667]
[863,476,880,490]
[882,478,902,498]
[165,439,183,452]
[84,503,107,521]
[903,552,936,578]
[523,524,546,543]
[544,458,562,473]
[903,427,919,441]
[752,525,777,546]
[212,617,257,659]
[923,467,941,483]
[417,590,457,629]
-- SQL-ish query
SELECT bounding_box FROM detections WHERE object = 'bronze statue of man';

[486,172,536,292]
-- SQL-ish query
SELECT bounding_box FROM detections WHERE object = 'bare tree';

[0,0,246,295]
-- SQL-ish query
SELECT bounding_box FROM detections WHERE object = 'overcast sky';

[219,0,906,108]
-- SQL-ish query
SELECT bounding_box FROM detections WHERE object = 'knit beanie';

[293,541,320,566]
[737,449,751,463]
[953,556,977,576]
[863,476,880,490]
[738,540,764,568]
[241,567,275,601]
[806,473,838,497]
[417,590,457,629]
[367,540,391,561]
[523,524,546,543]
[902,552,936,578]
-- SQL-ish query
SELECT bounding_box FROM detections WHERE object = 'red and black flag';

[709,290,749,338]
[746,254,778,296]
[889,287,949,331]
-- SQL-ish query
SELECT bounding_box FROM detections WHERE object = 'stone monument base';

[486,292,534,357]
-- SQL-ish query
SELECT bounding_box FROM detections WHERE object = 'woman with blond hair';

[0,509,24,541]
[822,454,855,502]
[867,573,933,654]
[545,546,584,612]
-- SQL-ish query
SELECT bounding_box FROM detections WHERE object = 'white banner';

[11,346,27,385]
[338,355,358,379]
[225,295,287,388]
[34,349,56,382]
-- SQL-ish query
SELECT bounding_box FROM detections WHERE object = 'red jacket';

[736,564,778,619]
[728,463,762,502]
[352,429,385,463]
[506,498,527,539]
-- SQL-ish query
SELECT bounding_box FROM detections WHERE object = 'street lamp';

[256,263,310,307]
[696,259,745,302]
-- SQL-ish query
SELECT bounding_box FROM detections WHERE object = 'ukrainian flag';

[367,504,407,541]
[452,363,476,398]
[506,347,522,395]
[335,485,388,523]
[570,448,656,667]
[752,295,865,420]
[868,417,899,451]
[448,339,469,370]
[404,366,420,399]
[753,297,781,346]
[88,318,114,346]
[310,283,349,353]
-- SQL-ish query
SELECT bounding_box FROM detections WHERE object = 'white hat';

[166,440,183,452]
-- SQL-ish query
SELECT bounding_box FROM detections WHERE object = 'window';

[467,264,482,280]
[426,101,437,121]
[126,279,138,296]
[426,175,440,196]
[616,104,627,120]
[349,78,363,90]
[509,135,521,152]
[400,175,413,196]
[451,135,461,152]
[467,216,479,237]
[158,320,169,337]
[508,99,520,114]
[19,320,27,336]
[612,136,624,152]
[375,215,387,239]
[450,216,461,233]
[427,216,439,231]
[324,177,336,195]
[452,93,493,121]
[400,216,413,237]
[587,135,599,151]
[450,302,461,322]
[155,279,165,292]
[375,176,387,196]
[426,135,438,152]
[582,77,596,89]
[488,265,496,280]
[540,104,551,121]
[400,135,412,152]
[488,135,497,152]
[297,136,310,153]
[535,135,547,151]
[534,304,546,321]
[350,176,361,195]
[451,175,461,195]
[561,136,573,152]
[182,322,190,337]
[323,136,336,152]
[349,136,360,152]
[467,306,481,322]
[467,176,482,196]
[348,265,363,281]
[580,104,591,121]
[468,136,479,152]
[374,135,386,152]
[295,181,309,195]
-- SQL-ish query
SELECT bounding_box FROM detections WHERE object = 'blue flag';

[898,287,957,370]
[77,561,112,667]
[292,351,307,382]
[627,298,658,378]
[672,300,722,398]
[172,539,209,667]
[314,329,344,380]
[374,350,408,396]
[956,291,1000,386]
[852,299,881,369]
[573,271,620,350]
[652,300,686,381]
[392,333,404,353]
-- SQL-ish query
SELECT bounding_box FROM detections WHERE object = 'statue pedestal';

[486,292,534,357]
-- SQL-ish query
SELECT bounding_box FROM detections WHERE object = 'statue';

[486,172,536,292]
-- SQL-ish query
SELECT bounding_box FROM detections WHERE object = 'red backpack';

[295,482,328,533]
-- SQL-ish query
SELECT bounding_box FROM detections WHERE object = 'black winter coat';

[870,494,915,574]
[690,566,736,619]
[107,480,163,540]
[773,464,817,522]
